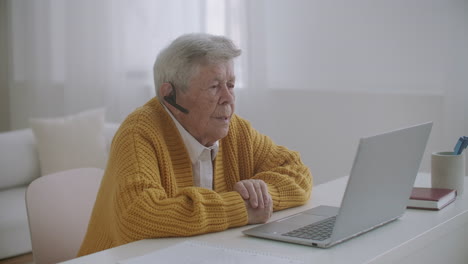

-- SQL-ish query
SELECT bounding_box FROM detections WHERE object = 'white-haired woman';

[78,33,312,256]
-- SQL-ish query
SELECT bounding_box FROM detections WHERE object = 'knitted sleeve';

[107,115,247,245]
[237,119,313,211]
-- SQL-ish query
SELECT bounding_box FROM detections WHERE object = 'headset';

[163,84,189,114]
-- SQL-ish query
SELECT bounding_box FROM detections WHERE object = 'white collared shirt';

[163,104,219,190]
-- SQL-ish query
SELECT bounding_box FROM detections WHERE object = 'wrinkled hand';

[234,179,273,224]
[234,179,272,209]
[243,198,273,224]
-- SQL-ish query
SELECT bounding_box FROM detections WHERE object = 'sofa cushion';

[0,129,40,190]
[0,186,32,259]
[30,108,108,176]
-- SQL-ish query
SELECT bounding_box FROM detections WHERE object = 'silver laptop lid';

[329,122,432,244]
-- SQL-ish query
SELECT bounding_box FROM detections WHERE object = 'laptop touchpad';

[250,214,327,234]
[277,213,327,226]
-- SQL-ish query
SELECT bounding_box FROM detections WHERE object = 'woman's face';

[174,61,236,146]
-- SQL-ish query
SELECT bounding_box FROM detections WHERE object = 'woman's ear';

[160,82,173,98]
[160,83,189,114]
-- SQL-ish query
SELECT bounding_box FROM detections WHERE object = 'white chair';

[26,168,104,264]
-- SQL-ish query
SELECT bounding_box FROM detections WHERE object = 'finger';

[259,181,271,207]
[253,181,265,208]
[243,181,259,208]
[233,182,249,200]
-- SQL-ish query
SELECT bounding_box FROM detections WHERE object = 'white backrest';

[0,129,41,190]
[26,168,104,264]
[104,123,120,153]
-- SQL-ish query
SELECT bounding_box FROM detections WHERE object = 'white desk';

[61,173,468,264]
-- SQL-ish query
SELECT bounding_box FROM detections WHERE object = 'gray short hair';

[153,33,242,99]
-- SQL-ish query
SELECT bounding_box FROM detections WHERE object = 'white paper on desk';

[118,240,303,264]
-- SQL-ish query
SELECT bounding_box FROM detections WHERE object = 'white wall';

[237,0,467,184]
[0,0,10,132]
[3,0,466,184]
[237,90,444,185]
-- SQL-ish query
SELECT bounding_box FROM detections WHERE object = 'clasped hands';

[233,179,273,224]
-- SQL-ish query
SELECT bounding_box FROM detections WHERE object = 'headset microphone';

[164,89,189,114]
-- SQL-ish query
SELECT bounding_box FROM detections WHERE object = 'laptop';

[243,122,433,248]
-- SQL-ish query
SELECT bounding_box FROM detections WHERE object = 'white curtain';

[7,0,248,128]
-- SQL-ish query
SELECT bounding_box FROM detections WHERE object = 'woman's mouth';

[213,116,230,123]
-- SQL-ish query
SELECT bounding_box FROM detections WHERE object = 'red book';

[407,187,457,210]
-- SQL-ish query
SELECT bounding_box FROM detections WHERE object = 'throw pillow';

[30,108,107,176]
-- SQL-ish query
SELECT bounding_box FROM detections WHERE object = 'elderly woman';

[78,33,312,256]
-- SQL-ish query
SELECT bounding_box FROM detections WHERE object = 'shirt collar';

[162,103,219,163]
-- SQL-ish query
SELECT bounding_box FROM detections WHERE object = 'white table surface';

[61,173,468,264]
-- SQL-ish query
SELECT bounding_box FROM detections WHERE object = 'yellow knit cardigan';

[78,98,312,256]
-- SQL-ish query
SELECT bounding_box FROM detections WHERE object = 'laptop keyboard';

[282,216,336,241]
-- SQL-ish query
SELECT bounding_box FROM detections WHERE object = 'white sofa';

[0,123,119,259]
